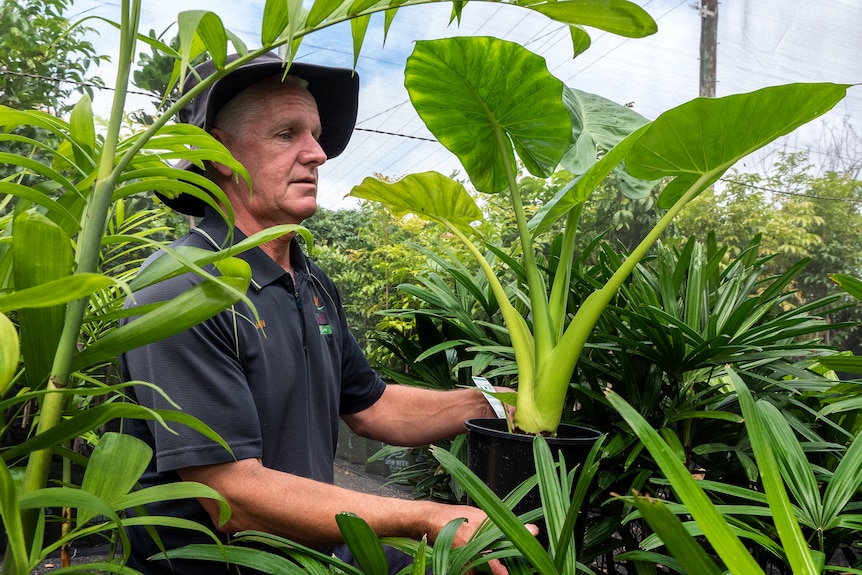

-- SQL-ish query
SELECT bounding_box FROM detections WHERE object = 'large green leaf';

[626,83,851,208]
[561,87,650,183]
[350,172,482,234]
[525,0,656,38]
[563,87,656,199]
[405,36,572,193]
[12,211,73,388]
[529,123,650,235]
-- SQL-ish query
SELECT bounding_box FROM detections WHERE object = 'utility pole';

[699,0,718,97]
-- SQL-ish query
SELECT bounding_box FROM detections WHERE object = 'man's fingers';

[525,522,540,537]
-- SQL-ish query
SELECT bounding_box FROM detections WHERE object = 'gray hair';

[212,74,310,137]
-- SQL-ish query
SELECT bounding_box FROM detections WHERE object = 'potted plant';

[349,34,852,497]
[0,0,670,570]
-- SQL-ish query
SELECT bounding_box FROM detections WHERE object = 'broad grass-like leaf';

[0,274,117,313]
[350,14,371,69]
[757,401,822,528]
[628,493,723,575]
[727,369,818,575]
[129,224,311,291]
[626,83,851,208]
[157,544,309,573]
[18,488,121,538]
[1,403,231,464]
[178,11,228,71]
[816,355,862,375]
[262,0,291,45]
[351,172,482,234]
[336,512,388,575]
[820,426,862,527]
[0,182,80,230]
[72,275,249,370]
[405,36,572,193]
[69,95,96,165]
[0,313,20,395]
[306,0,348,27]
[77,432,152,525]
[432,444,559,574]
[432,518,465,574]
[119,482,231,529]
[12,211,72,388]
[569,25,591,57]
[605,389,765,575]
[0,459,28,574]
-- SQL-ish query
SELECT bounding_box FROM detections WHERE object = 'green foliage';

[0,0,668,570]
[673,151,862,353]
[0,0,106,113]
[0,0,108,186]
[352,33,851,435]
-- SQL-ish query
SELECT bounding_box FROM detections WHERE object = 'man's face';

[212,80,327,228]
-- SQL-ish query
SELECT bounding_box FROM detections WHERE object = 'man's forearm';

[179,458,483,545]
[343,385,499,446]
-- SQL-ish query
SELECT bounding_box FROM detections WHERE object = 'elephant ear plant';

[351,36,852,436]
[0,0,665,570]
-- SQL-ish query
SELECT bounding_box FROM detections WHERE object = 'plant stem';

[548,202,583,339]
[16,0,139,551]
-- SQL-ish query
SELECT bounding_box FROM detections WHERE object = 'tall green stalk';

[16,0,139,551]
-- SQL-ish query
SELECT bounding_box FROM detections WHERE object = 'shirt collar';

[193,207,308,290]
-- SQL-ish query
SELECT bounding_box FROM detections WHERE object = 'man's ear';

[208,128,234,177]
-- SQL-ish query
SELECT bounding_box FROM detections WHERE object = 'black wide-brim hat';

[158,52,359,216]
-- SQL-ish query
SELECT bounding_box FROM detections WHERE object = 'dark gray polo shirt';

[120,208,386,573]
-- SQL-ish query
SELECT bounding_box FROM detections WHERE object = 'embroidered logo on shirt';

[314,295,332,335]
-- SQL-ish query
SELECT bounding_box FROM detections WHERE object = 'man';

[121,52,526,574]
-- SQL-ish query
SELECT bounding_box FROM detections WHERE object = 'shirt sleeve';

[309,265,386,415]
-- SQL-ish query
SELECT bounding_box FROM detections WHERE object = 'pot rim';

[465,417,602,445]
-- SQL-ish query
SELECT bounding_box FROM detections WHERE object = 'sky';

[70,0,862,210]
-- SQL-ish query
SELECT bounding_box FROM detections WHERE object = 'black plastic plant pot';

[465,418,602,516]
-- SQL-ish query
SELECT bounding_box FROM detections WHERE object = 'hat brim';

[158,53,359,216]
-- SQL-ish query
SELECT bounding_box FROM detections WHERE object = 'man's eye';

[278,132,293,140]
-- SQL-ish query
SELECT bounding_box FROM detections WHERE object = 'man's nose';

[302,135,327,166]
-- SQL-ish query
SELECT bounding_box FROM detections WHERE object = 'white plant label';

[472,376,507,419]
